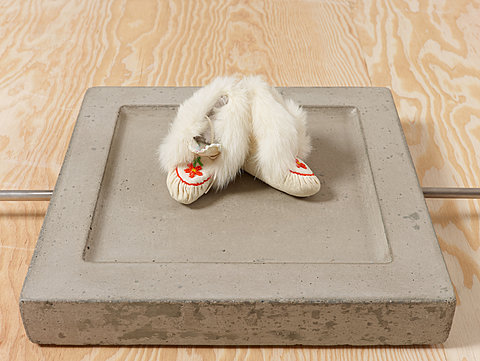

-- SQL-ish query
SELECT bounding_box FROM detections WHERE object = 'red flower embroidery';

[184,163,203,178]
[296,159,307,169]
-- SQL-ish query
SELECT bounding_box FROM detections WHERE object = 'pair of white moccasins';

[158,76,321,204]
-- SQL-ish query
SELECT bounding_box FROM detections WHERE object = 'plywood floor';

[0,0,479,360]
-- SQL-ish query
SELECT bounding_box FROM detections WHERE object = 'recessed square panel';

[84,106,391,264]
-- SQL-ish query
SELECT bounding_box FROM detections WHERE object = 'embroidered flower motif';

[296,159,307,169]
[184,157,204,178]
[184,163,203,178]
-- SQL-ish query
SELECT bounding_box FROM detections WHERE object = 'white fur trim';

[284,98,312,159]
[158,76,251,190]
[239,76,312,182]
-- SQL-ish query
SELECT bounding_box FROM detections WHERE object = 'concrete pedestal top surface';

[20,87,455,345]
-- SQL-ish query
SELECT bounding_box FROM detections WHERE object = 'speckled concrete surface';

[20,87,455,345]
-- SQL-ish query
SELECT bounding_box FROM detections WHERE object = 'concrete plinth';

[20,87,455,345]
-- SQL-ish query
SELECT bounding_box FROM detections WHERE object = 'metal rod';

[0,190,53,201]
[0,187,479,201]
[422,187,480,199]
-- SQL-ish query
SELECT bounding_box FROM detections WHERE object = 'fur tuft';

[240,76,312,181]
[284,98,312,159]
[208,84,251,190]
[158,77,239,173]
[158,76,251,190]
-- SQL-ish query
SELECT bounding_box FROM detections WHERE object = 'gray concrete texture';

[20,87,455,345]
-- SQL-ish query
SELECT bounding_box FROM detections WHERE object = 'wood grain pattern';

[0,0,475,359]
[353,1,480,361]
